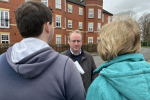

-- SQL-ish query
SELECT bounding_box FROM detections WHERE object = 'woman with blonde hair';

[86,17,150,100]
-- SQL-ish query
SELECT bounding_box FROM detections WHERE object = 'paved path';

[91,47,150,68]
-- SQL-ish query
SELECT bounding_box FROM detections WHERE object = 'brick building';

[0,0,113,44]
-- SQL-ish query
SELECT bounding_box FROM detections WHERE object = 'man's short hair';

[97,16,141,61]
[15,1,52,38]
[68,30,83,41]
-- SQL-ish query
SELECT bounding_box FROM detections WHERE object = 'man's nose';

[75,41,78,45]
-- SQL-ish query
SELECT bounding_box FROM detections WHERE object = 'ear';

[68,40,71,45]
[45,22,50,34]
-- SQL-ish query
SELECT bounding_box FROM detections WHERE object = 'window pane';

[79,9,82,15]
[88,23,93,32]
[1,34,9,43]
[56,36,61,44]
[97,38,100,43]
[1,12,4,26]
[56,16,61,27]
[2,41,5,43]
[98,10,101,19]
[68,6,72,13]
[89,9,93,18]
[42,0,48,6]
[89,10,92,13]
[0,11,9,28]
[68,21,72,28]
[56,0,61,9]
[79,23,82,29]
[5,12,8,27]
[56,22,59,26]
[88,38,93,43]
[98,24,100,31]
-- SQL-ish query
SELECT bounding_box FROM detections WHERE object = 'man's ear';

[68,40,71,45]
[45,22,50,33]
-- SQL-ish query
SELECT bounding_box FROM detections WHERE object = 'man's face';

[69,32,82,54]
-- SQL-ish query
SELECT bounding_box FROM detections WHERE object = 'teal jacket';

[86,53,150,100]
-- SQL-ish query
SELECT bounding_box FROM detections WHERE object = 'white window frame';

[1,34,9,43]
[79,22,82,29]
[98,23,101,32]
[56,15,61,27]
[56,0,61,9]
[108,16,111,23]
[97,37,100,43]
[0,10,9,28]
[102,14,104,22]
[89,9,94,18]
[68,4,72,13]
[68,20,72,28]
[56,35,61,44]
[41,0,48,7]
[88,37,93,43]
[2,0,9,1]
[79,8,83,15]
[98,9,101,19]
[88,23,93,32]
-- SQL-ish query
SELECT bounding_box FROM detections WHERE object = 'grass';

[141,46,150,48]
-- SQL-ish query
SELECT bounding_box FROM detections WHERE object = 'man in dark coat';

[61,30,98,92]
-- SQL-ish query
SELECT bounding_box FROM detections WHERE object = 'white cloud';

[103,0,150,20]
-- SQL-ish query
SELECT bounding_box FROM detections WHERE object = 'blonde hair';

[68,30,83,40]
[97,17,141,61]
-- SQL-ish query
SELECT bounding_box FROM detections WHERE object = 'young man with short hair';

[0,1,85,100]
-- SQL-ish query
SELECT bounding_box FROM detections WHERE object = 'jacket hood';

[94,53,150,100]
[6,47,59,78]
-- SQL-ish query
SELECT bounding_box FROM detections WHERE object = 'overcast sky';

[103,0,150,20]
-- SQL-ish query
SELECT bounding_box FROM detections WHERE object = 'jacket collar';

[70,48,82,56]
[67,49,86,61]
[94,53,145,73]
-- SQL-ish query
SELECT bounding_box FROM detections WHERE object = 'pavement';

[91,47,150,68]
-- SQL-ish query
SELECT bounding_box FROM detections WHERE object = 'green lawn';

[142,46,150,48]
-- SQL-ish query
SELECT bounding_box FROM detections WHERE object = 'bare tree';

[114,10,137,19]
[138,13,150,46]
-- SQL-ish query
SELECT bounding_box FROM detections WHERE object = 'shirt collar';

[70,48,82,56]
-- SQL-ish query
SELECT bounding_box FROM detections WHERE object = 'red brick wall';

[0,0,113,44]
[0,0,25,43]
[84,0,103,43]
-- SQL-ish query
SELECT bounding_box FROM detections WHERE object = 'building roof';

[103,9,113,15]
[67,0,113,15]
[67,0,85,6]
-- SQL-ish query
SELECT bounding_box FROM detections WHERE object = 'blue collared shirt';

[70,48,82,63]
[70,48,81,56]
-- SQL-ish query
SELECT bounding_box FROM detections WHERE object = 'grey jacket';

[0,47,85,100]
[61,49,98,92]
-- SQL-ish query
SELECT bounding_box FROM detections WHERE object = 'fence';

[0,43,98,55]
